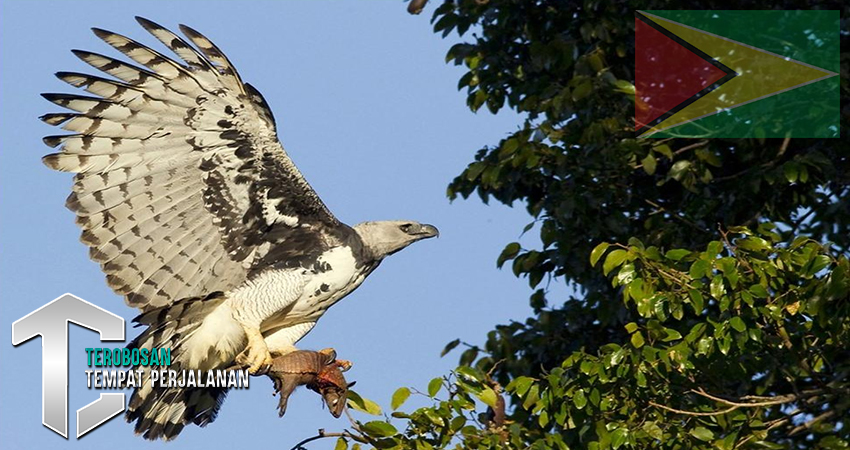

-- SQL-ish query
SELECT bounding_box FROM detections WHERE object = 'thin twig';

[788,410,837,436]
[486,359,505,379]
[690,388,801,407]
[650,387,819,418]
[289,429,368,450]
[673,140,710,156]
[648,401,739,416]
[733,416,793,449]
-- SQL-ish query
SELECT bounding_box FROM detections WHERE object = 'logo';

[635,10,839,138]
[12,293,125,438]
[11,293,252,439]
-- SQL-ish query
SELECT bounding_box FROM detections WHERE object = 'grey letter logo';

[12,293,125,438]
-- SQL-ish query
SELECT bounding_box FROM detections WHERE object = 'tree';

[297,1,850,448]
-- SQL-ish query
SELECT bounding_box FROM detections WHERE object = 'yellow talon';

[236,327,273,375]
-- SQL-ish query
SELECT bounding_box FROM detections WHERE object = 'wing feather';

[42,18,340,310]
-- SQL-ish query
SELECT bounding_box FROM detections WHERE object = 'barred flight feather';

[43,16,339,311]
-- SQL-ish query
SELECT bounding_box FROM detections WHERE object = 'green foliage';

[308,0,850,448]
[337,233,849,449]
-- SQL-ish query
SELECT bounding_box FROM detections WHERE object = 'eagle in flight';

[40,17,438,440]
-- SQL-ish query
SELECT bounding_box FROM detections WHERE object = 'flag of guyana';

[635,10,839,138]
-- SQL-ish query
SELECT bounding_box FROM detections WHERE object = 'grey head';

[353,221,439,261]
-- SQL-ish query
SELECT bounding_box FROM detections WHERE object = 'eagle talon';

[235,350,273,375]
[237,327,274,375]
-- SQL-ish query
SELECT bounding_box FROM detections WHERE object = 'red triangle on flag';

[635,17,728,131]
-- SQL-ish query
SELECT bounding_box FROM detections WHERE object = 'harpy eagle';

[40,17,438,440]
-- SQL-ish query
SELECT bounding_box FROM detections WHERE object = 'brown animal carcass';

[267,348,353,418]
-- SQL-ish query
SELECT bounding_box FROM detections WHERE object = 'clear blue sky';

[0,1,552,449]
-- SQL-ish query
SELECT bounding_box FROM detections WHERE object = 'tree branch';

[289,428,369,450]
[650,387,821,418]
[689,388,803,407]
[789,410,837,436]
[648,401,739,417]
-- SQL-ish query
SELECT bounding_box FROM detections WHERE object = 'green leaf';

[450,415,466,432]
[476,387,499,408]
[631,331,645,348]
[603,249,628,275]
[689,259,711,279]
[455,366,483,382]
[808,255,831,275]
[653,144,674,159]
[391,387,411,410]
[669,160,691,180]
[642,153,657,175]
[427,377,443,397]
[497,242,521,268]
[538,410,550,427]
[362,420,398,438]
[784,162,799,182]
[424,409,444,427]
[335,436,348,450]
[440,339,461,357]
[500,137,520,157]
[729,317,746,333]
[662,328,682,342]
[507,376,534,397]
[573,389,587,409]
[624,322,639,333]
[688,289,705,313]
[347,390,382,415]
[749,284,768,298]
[737,237,771,252]
[572,80,592,101]
[690,427,715,441]
[612,79,635,95]
[710,276,726,299]
[523,384,540,410]
[697,336,713,355]
[716,432,739,450]
[665,249,691,261]
[718,336,732,355]
[611,428,628,449]
[459,347,479,366]
[707,240,724,257]
[590,388,601,406]
[636,369,647,387]
[643,421,663,440]
[465,162,486,181]
[590,242,610,267]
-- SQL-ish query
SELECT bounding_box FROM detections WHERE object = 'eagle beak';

[417,224,439,239]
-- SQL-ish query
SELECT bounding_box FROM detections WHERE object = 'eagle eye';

[399,223,413,233]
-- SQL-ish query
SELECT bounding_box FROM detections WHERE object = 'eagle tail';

[126,292,246,440]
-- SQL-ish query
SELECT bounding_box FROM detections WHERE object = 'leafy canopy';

[301,1,850,449]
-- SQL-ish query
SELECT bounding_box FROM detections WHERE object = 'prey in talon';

[268,348,354,418]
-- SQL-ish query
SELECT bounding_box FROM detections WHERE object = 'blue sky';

[0,1,550,449]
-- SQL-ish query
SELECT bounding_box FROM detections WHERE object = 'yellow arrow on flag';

[638,11,837,137]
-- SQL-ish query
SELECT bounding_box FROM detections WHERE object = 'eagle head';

[353,221,439,260]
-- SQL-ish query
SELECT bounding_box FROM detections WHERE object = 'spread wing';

[41,17,340,311]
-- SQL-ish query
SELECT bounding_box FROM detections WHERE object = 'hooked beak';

[415,223,439,239]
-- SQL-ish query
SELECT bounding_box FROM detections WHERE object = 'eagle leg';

[235,326,274,375]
